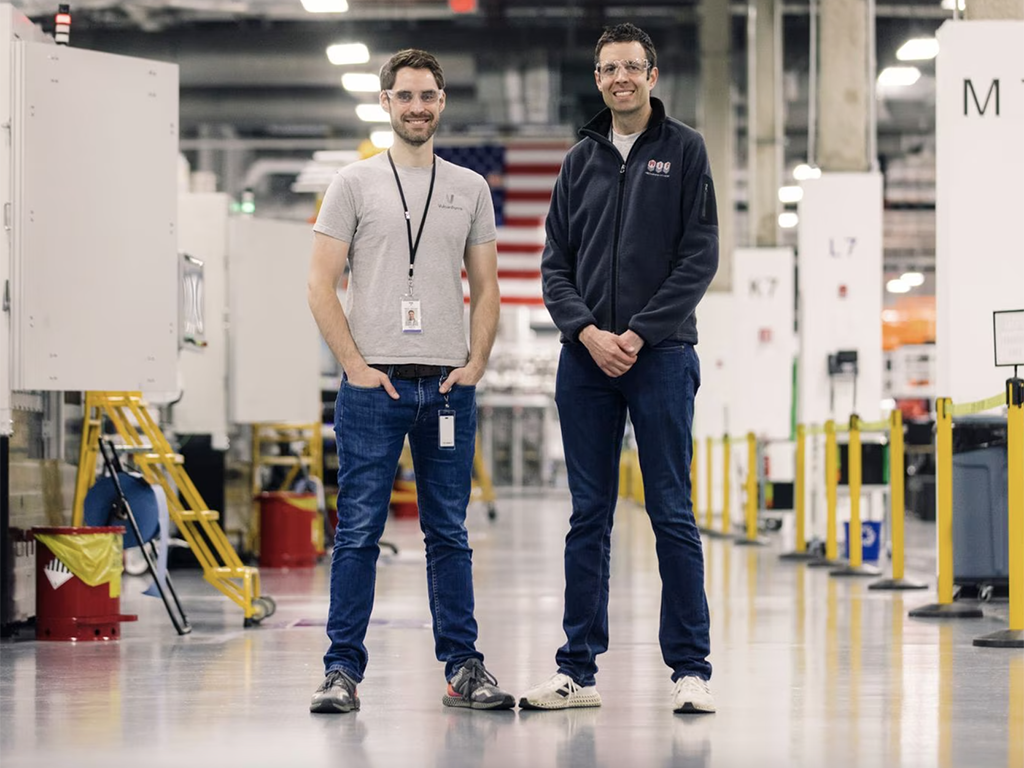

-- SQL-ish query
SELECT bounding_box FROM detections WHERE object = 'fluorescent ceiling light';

[326,43,370,66]
[302,0,348,12]
[778,212,799,229]
[886,278,911,294]
[900,271,926,287]
[896,38,939,61]
[792,164,821,181]
[342,73,381,92]
[356,103,390,122]
[778,186,804,204]
[370,130,394,149]
[940,0,966,11]
[878,66,921,87]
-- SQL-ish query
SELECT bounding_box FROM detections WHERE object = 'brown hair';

[594,23,657,74]
[379,49,445,91]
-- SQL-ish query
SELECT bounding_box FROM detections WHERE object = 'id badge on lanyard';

[388,150,436,336]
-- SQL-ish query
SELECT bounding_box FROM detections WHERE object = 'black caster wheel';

[487,504,497,521]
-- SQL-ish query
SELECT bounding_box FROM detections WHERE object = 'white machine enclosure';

[1,5,50,435]
[174,193,230,445]
[731,247,796,441]
[227,217,319,425]
[797,173,884,426]
[10,38,179,394]
[936,20,1024,402]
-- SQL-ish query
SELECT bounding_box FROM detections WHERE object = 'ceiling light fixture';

[302,0,349,13]
[940,0,966,11]
[370,130,395,149]
[896,38,939,61]
[886,278,911,294]
[356,103,390,122]
[792,164,821,181]
[900,271,926,287]
[778,212,799,229]
[326,42,370,66]
[878,66,921,87]
[342,73,381,92]
[778,186,804,204]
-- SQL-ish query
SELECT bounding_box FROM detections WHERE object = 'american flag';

[436,142,571,306]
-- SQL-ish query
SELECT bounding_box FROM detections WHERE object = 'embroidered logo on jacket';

[645,159,671,177]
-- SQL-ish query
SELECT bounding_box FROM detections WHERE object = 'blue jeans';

[554,342,711,686]
[324,370,483,682]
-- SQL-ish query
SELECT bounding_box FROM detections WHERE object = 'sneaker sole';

[442,694,516,710]
[518,695,602,711]
[310,699,360,714]
[673,702,715,714]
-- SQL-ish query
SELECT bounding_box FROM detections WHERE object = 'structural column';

[748,0,782,247]
[701,0,735,289]
[817,0,871,171]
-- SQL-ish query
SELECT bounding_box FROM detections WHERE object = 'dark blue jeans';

[324,371,483,682]
[554,342,711,686]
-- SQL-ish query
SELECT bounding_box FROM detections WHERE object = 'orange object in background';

[882,295,936,350]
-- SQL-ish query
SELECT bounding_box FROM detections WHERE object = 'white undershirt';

[611,128,642,161]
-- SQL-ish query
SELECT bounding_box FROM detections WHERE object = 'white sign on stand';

[797,173,884,426]
[936,21,1024,401]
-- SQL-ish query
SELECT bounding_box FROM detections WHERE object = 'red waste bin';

[258,492,318,568]
[33,526,137,642]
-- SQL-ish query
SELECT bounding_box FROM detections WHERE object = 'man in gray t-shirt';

[307,48,511,715]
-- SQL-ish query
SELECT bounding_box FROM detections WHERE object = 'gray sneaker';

[310,669,360,714]
[443,659,515,710]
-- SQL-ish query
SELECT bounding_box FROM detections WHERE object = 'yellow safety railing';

[972,379,1023,647]
[735,432,767,546]
[705,436,714,532]
[909,391,1003,626]
[829,414,882,577]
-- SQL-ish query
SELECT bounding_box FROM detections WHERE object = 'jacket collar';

[579,97,667,142]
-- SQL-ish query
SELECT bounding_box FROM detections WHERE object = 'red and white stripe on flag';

[464,143,569,306]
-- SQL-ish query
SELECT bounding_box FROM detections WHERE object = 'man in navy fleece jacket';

[521,22,719,715]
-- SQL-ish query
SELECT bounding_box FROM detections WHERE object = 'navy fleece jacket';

[541,98,719,348]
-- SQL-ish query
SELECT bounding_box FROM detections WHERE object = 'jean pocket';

[342,374,382,392]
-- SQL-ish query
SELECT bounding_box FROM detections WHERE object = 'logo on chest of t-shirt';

[437,193,465,212]
[645,159,672,178]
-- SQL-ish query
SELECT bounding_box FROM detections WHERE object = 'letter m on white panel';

[964,79,1000,116]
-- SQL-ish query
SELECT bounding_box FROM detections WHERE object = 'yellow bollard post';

[720,434,733,537]
[910,397,983,619]
[705,436,714,532]
[870,410,927,590]
[781,424,816,561]
[809,420,842,567]
[832,415,881,577]
[974,378,1024,647]
[692,438,703,531]
[736,432,767,547]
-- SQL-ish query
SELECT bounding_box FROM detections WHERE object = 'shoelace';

[322,669,353,694]
[456,659,499,696]
[675,677,709,696]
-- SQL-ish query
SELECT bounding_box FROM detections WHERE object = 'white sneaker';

[519,672,602,710]
[672,676,715,713]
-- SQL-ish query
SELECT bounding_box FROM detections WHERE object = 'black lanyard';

[387,150,437,293]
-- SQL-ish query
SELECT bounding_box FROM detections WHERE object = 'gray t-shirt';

[314,152,497,367]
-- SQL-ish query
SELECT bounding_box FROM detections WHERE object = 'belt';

[369,363,448,380]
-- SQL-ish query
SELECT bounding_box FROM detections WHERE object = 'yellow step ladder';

[72,392,273,626]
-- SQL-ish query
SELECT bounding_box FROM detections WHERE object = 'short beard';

[391,115,438,147]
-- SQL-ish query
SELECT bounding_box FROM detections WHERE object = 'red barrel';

[33,526,137,642]
[258,492,317,568]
